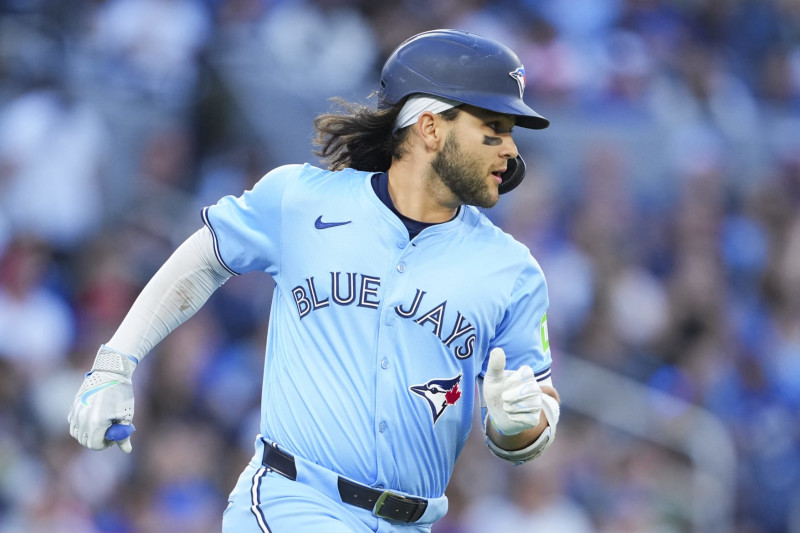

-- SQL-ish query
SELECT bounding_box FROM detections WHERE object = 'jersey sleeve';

[486,256,552,381]
[201,164,299,276]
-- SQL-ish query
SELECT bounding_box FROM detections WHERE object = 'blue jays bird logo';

[509,67,526,99]
[410,374,463,424]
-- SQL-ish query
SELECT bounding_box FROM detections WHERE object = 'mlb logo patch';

[410,374,463,424]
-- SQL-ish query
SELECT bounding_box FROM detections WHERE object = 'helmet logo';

[509,67,526,99]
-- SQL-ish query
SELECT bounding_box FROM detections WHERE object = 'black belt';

[261,444,428,523]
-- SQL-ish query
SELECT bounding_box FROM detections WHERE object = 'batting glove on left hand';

[68,345,138,453]
[483,347,543,435]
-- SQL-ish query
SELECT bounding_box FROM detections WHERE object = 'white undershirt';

[107,226,232,360]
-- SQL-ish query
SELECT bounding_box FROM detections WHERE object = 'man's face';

[431,106,518,208]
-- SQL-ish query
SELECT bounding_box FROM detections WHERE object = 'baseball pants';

[222,437,448,533]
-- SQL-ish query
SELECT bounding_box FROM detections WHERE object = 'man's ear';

[415,111,445,151]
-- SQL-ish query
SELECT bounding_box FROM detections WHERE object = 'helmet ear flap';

[498,155,525,194]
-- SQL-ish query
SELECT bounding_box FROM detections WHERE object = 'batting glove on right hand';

[68,345,138,453]
[483,347,543,435]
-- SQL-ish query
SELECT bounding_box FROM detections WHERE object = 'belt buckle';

[373,490,403,520]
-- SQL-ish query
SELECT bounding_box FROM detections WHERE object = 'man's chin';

[467,191,499,209]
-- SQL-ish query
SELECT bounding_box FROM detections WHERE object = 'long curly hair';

[312,97,409,172]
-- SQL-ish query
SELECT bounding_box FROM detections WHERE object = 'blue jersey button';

[396,240,406,248]
[381,358,389,369]
[379,422,387,433]
[397,263,406,273]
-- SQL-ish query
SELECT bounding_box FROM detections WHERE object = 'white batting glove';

[68,345,137,453]
[483,347,543,435]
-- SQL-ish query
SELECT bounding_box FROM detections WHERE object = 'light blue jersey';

[204,163,551,528]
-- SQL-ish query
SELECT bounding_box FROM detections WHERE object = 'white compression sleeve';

[107,226,233,361]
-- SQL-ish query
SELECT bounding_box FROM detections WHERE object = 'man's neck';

[386,163,458,223]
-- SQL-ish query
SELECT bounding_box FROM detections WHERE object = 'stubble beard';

[430,132,499,209]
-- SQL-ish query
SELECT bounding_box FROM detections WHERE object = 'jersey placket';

[370,231,415,490]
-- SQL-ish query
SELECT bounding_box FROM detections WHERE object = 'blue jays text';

[291,271,477,359]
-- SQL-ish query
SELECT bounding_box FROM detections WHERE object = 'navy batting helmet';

[379,29,548,193]
[378,29,549,130]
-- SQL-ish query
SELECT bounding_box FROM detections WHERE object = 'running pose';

[68,29,561,533]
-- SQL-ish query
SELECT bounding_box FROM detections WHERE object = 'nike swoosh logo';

[315,216,351,229]
[81,381,120,406]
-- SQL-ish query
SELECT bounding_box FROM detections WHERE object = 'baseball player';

[68,29,561,532]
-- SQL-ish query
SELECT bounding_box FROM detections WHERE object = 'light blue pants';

[222,437,448,533]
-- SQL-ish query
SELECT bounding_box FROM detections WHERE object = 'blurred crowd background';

[1,0,800,532]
